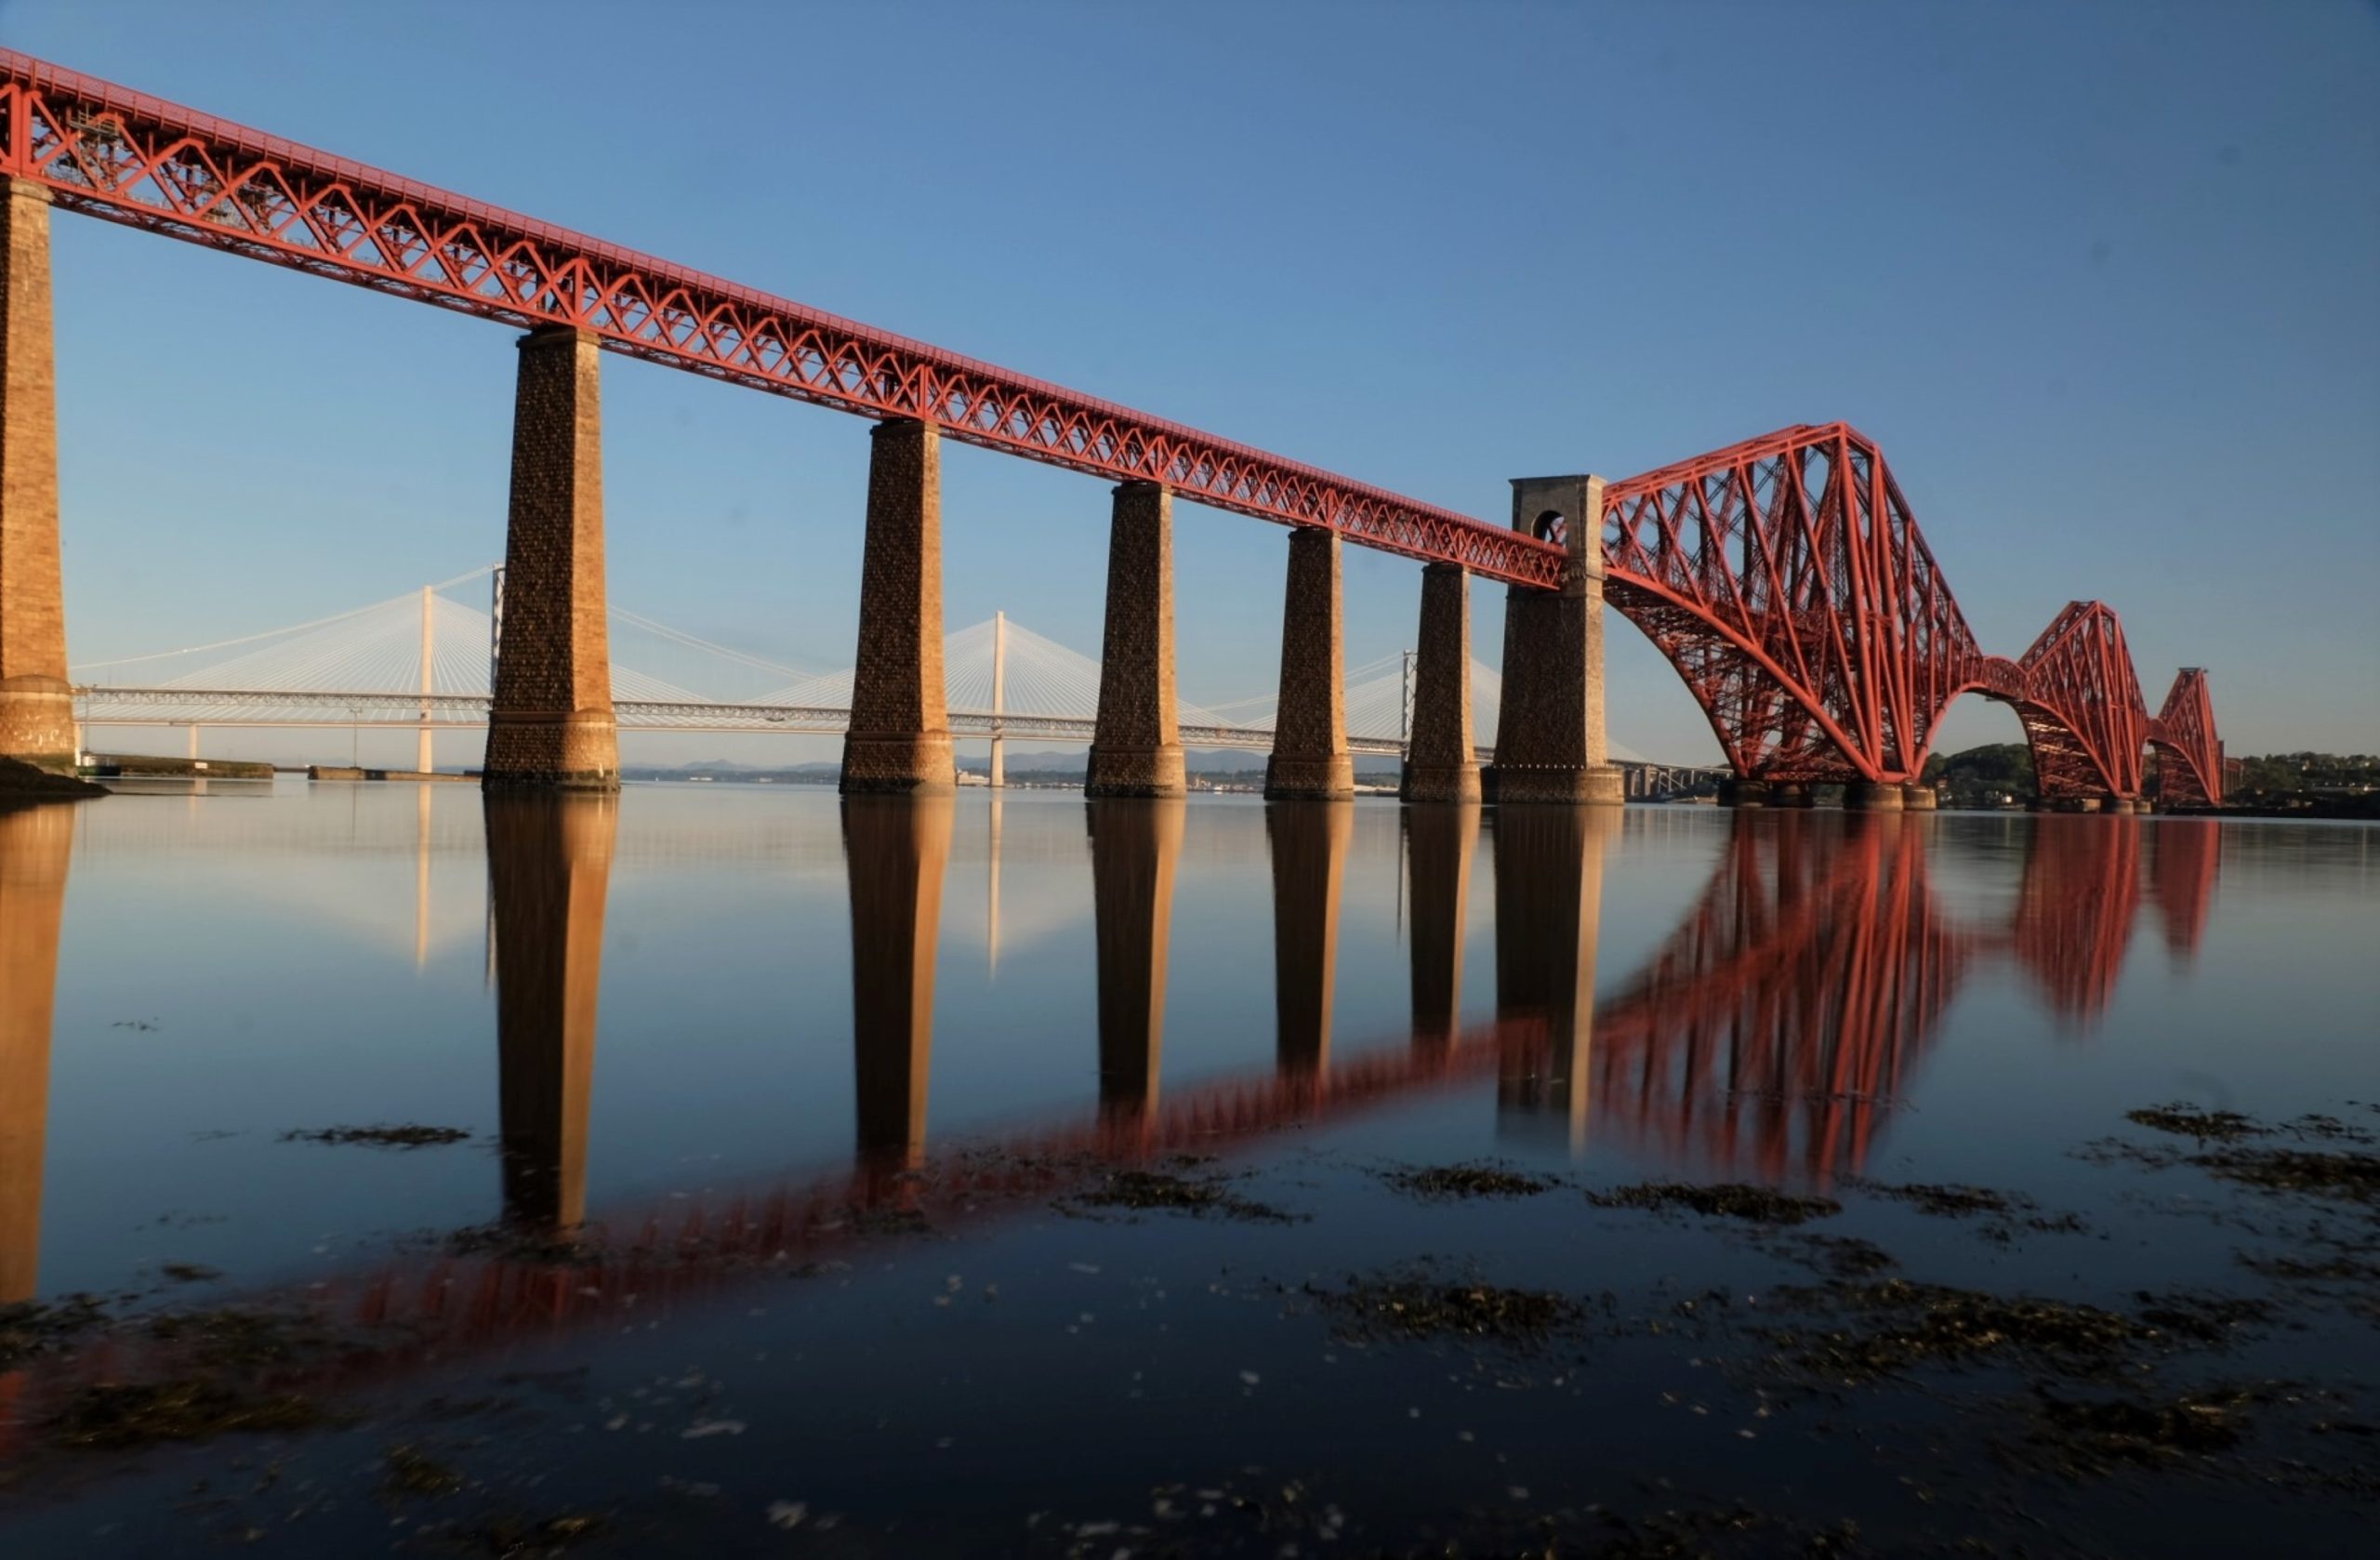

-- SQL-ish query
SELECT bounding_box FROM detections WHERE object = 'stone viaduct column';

[484,327,618,790]
[1085,482,1185,798]
[1264,528,1354,800]
[1268,800,1353,1077]
[1401,562,1480,803]
[1405,802,1478,1047]
[1493,805,1616,1152]
[0,180,73,774]
[485,793,616,1232]
[1090,798,1184,1122]
[1488,475,1624,806]
[0,800,73,1302]
[844,796,953,1175]
[841,418,955,794]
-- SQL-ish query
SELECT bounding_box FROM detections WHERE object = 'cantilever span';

[0,58,2217,805]
[1599,423,2224,805]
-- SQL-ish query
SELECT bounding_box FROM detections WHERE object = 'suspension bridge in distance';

[66,571,1716,798]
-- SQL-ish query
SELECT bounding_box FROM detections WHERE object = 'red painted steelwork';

[1600,423,2223,799]
[0,51,1562,588]
[2149,668,2224,806]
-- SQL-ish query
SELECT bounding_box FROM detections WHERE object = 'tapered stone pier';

[1264,529,1355,800]
[484,327,618,790]
[0,180,73,774]
[1401,562,1481,803]
[1488,475,1623,806]
[1085,483,1186,798]
[843,419,955,794]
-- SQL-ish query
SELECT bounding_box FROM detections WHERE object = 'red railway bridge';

[0,52,2219,808]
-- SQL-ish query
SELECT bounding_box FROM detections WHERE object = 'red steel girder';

[0,51,1562,588]
[2009,602,2149,800]
[1597,423,2219,800]
[2147,668,2224,806]
[1598,423,1988,784]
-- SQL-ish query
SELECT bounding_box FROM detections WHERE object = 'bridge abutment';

[486,793,615,1231]
[1903,784,1939,811]
[1263,529,1355,800]
[1774,782,1817,809]
[1488,475,1622,806]
[842,418,956,794]
[1401,562,1481,803]
[0,179,73,775]
[1718,778,1771,808]
[1085,482,1186,798]
[1090,799,1183,1124]
[483,327,619,791]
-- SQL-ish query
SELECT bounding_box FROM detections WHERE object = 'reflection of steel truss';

[1580,813,2223,1181]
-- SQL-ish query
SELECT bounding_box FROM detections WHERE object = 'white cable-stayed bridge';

[70,569,1703,787]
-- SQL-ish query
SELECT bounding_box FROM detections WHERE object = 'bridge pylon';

[0,178,73,773]
[841,419,956,794]
[483,327,619,791]
[1487,475,1624,806]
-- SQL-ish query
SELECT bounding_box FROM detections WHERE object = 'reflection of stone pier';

[1268,802,1353,1078]
[1492,806,1614,1150]
[1404,804,1478,1047]
[1089,800,1184,1123]
[0,803,72,1302]
[844,798,953,1174]
[486,794,617,1231]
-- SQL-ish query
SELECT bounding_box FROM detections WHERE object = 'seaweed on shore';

[281,1124,471,1149]
[1313,1270,1581,1346]
[2128,1104,2267,1143]
[1590,1182,1841,1225]
[48,1379,329,1448]
[1761,1278,2145,1381]
[2030,1387,2252,1473]
[0,1295,108,1368]
[1380,1161,1558,1200]
[1068,1168,1299,1223]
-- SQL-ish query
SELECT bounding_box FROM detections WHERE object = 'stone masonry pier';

[0,178,73,774]
[484,327,619,790]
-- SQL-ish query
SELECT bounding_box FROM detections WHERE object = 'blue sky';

[7,0,2375,765]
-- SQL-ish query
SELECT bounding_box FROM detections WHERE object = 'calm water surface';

[0,785,2373,1554]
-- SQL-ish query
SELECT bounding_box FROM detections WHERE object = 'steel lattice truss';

[2012,602,2148,800]
[0,51,1560,588]
[1600,423,2225,800]
[2149,668,2224,806]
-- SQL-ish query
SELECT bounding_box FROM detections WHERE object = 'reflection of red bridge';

[1605,426,2225,804]
[1580,813,2222,1179]
[0,804,2223,1448]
